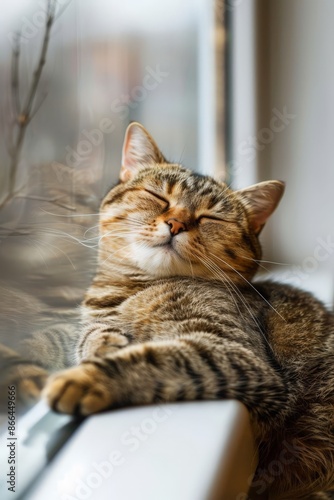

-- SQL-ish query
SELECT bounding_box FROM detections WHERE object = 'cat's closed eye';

[197,215,235,224]
[144,189,169,207]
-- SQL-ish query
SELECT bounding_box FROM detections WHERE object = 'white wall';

[269,0,334,271]
[232,0,334,302]
[198,0,226,177]
[231,0,258,189]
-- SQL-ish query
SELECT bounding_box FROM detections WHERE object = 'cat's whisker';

[256,259,289,266]
[40,209,101,217]
[34,237,77,269]
[186,255,194,278]
[35,227,135,250]
[254,262,272,273]
[26,237,49,269]
[101,242,152,273]
[29,228,96,248]
[193,251,273,350]
[192,250,255,324]
[84,224,100,238]
[208,251,286,322]
[191,249,235,290]
[242,256,290,266]
[99,240,139,267]
[41,230,98,249]
[204,256,267,340]
[98,226,142,240]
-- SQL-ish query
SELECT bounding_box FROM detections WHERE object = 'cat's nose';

[166,218,187,236]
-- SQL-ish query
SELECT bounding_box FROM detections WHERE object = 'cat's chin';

[131,243,193,278]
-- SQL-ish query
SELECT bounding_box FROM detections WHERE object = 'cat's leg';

[77,321,132,360]
[19,323,79,370]
[44,333,290,421]
[0,324,79,409]
[0,343,48,409]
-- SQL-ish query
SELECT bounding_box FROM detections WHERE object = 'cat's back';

[252,279,334,362]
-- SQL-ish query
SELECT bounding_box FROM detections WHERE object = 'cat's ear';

[120,122,166,182]
[236,180,285,234]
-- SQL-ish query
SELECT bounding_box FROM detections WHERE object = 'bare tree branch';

[11,33,21,119]
[27,90,49,124]
[0,0,58,210]
[21,0,55,121]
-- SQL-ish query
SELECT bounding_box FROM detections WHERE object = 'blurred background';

[232,0,334,305]
[0,0,213,307]
[0,0,202,304]
[0,0,333,413]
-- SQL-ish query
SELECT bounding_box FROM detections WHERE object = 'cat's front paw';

[43,364,114,416]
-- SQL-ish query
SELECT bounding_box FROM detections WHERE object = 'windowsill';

[1,400,257,500]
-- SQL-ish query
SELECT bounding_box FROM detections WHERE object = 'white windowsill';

[1,400,256,500]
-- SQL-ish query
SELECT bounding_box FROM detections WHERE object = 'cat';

[44,122,334,499]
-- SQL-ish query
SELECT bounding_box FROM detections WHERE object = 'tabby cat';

[44,123,334,499]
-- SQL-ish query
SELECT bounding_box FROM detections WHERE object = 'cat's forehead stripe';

[166,177,229,211]
[151,168,228,199]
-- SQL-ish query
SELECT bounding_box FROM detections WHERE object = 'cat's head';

[99,123,284,284]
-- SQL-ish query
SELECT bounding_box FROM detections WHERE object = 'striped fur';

[45,123,334,499]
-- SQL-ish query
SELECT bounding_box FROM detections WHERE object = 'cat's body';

[45,123,334,499]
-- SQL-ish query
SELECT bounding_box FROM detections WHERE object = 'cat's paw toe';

[94,343,120,357]
[43,364,112,416]
[82,332,128,359]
